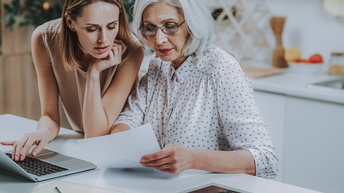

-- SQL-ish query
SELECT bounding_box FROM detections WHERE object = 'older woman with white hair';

[111,0,278,179]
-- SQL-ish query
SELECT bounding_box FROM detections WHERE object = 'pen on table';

[55,186,62,193]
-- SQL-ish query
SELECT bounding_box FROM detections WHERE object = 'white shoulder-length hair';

[132,0,216,58]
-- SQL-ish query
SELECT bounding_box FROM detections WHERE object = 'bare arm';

[0,25,61,161]
[190,149,255,175]
[110,123,131,134]
[32,26,61,140]
[83,45,144,138]
[140,144,255,175]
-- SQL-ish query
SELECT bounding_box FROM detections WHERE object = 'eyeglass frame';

[139,20,186,36]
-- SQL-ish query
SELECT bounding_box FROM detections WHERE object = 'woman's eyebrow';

[84,20,118,26]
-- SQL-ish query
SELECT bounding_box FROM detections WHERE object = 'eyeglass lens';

[141,21,185,35]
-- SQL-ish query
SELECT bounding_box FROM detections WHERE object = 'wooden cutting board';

[241,65,285,79]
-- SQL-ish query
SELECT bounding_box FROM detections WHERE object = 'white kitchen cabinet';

[254,90,286,182]
[284,96,344,193]
[254,89,344,193]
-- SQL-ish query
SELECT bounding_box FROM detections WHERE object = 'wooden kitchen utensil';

[270,16,288,68]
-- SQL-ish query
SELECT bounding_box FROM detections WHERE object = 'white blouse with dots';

[115,45,278,178]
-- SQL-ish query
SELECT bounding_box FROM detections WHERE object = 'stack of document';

[77,124,161,168]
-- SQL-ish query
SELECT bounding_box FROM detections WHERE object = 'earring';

[70,27,75,31]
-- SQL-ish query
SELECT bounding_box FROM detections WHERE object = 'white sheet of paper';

[77,124,161,168]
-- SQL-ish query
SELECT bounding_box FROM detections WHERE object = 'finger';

[120,42,127,54]
[19,137,38,161]
[113,39,127,54]
[156,163,172,170]
[113,39,125,47]
[12,133,32,161]
[108,48,116,63]
[113,39,123,44]
[156,163,182,174]
[112,46,121,64]
[142,155,175,168]
[11,143,16,160]
[19,144,31,161]
[0,141,17,146]
[13,141,24,161]
[140,150,169,163]
[31,141,46,157]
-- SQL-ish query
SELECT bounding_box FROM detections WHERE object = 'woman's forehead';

[143,2,182,22]
[77,2,119,23]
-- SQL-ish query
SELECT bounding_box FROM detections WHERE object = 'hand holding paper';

[77,124,161,168]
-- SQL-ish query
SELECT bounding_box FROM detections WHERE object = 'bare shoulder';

[31,25,45,50]
[31,24,51,67]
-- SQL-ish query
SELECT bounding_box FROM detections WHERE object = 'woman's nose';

[98,30,108,43]
[155,28,167,45]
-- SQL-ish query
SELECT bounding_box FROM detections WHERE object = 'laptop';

[0,148,96,182]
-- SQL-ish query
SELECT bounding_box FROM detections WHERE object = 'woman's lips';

[157,48,172,55]
[94,46,109,54]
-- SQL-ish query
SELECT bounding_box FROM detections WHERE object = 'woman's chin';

[92,52,110,60]
[156,54,174,62]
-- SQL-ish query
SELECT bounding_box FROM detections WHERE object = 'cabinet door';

[284,96,344,193]
[254,91,286,181]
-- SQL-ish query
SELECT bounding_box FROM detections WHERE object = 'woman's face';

[142,2,189,67]
[68,1,120,59]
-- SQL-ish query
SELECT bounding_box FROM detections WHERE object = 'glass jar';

[329,52,344,75]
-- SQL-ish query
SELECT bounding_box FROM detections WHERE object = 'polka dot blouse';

[115,45,278,179]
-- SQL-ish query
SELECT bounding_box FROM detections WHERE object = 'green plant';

[2,0,135,31]
[123,0,135,23]
[2,0,63,31]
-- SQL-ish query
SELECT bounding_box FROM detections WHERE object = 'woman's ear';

[65,14,75,31]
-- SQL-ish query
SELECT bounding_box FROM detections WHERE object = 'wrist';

[87,68,100,79]
[190,149,210,171]
[37,116,60,141]
[190,149,199,170]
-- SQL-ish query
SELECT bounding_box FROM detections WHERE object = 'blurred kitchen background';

[0,0,343,192]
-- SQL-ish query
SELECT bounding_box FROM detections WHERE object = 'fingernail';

[32,151,36,156]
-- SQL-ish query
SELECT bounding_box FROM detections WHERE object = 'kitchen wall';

[265,0,344,65]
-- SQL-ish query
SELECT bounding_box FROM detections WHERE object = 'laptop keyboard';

[6,153,69,176]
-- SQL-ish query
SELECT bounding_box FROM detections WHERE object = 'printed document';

[77,124,161,168]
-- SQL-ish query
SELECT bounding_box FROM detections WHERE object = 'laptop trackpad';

[35,150,71,162]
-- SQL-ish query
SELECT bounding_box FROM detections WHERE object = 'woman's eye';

[165,23,177,30]
[86,27,97,32]
[107,24,116,30]
[146,25,156,32]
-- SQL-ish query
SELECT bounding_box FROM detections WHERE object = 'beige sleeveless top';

[42,19,142,132]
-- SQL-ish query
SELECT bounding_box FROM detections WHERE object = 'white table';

[0,114,320,193]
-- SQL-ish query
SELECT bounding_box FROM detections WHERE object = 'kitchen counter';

[250,70,344,104]
[141,54,344,104]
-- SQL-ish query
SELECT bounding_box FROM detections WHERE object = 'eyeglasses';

[139,21,185,36]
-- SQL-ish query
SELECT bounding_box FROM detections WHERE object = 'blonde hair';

[59,0,135,71]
